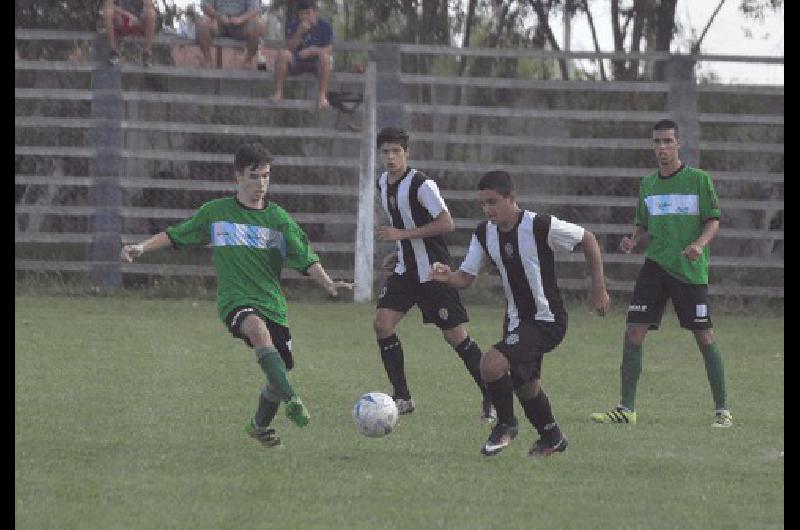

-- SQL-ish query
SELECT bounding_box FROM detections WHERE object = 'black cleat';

[480,419,519,456]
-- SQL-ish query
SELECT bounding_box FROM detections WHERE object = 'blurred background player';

[373,127,495,423]
[591,119,731,428]
[430,170,610,457]
[103,0,156,66]
[121,143,352,447]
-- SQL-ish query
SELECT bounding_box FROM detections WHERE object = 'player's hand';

[591,288,610,317]
[120,244,144,262]
[619,236,635,253]
[376,225,405,241]
[681,243,703,261]
[381,251,398,271]
[429,262,452,282]
[325,280,354,297]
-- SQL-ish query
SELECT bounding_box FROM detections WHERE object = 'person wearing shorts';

[430,170,610,457]
[590,119,732,428]
[197,0,267,68]
[372,127,495,422]
[103,0,156,66]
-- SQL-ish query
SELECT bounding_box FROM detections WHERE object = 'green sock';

[254,385,281,428]
[620,341,643,411]
[700,342,727,410]
[255,347,295,401]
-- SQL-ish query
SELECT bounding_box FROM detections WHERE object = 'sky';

[170,0,783,84]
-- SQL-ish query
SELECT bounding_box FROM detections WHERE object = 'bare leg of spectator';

[103,0,119,57]
[196,16,217,68]
[242,19,267,68]
[271,49,292,101]
[317,47,332,109]
[141,2,156,66]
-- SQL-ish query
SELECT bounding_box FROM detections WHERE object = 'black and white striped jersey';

[459,210,585,331]
[378,168,451,283]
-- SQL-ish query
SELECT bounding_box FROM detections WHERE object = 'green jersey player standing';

[591,119,732,428]
[121,143,353,447]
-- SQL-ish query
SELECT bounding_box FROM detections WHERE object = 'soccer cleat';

[108,49,120,66]
[244,418,281,448]
[590,405,637,425]
[480,419,519,456]
[712,409,733,428]
[528,435,569,458]
[481,398,497,423]
[393,395,416,415]
[285,396,310,427]
[142,50,152,68]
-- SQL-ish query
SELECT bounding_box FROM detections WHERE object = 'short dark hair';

[297,0,317,11]
[653,119,679,136]
[376,127,409,150]
[478,170,515,197]
[234,143,273,173]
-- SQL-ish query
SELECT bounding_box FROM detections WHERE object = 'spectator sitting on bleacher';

[103,0,156,67]
[197,0,267,68]
[270,0,333,109]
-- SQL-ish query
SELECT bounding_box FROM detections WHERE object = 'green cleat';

[285,396,310,427]
[590,405,637,425]
[244,418,281,447]
[712,409,733,428]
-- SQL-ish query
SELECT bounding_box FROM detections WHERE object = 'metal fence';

[15,29,783,301]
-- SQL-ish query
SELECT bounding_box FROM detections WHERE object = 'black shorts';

[493,316,567,382]
[224,306,295,370]
[626,259,713,331]
[288,53,319,75]
[377,273,469,330]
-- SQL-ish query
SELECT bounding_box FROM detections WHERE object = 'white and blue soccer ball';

[353,392,398,438]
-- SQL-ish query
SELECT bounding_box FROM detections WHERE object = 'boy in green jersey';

[591,119,732,428]
[121,143,353,447]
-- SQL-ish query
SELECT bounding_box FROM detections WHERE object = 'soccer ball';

[353,392,398,438]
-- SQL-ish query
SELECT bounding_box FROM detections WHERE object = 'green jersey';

[635,165,720,284]
[165,197,319,326]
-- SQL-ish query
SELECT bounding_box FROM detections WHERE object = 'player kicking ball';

[121,143,352,447]
[430,171,610,457]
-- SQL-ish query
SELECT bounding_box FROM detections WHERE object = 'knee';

[625,325,647,345]
[480,350,509,383]
[442,326,467,347]
[143,4,156,20]
[373,317,394,338]
[245,19,266,38]
[276,49,292,63]
[695,329,716,347]
[515,378,541,401]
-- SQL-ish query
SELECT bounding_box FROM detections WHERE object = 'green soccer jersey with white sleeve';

[165,197,320,326]
[635,165,721,284]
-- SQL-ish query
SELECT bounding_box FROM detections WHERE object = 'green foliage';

[16,296,784,529]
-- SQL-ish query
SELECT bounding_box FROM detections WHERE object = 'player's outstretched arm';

[120,232,172,262]
[306,262,354,297]
[429,262,476,289]
[581,230,610,316]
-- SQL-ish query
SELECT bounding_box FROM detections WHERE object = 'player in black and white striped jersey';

[430,170,610,457]
[373,127,495,422]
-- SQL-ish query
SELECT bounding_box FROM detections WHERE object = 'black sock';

[254,386,281,428]
[486,374,516,425]
[378,334,410,399]
[520,390,561,441]
[455,336,489,400]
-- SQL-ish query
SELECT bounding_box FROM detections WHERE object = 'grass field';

[15,295,783,529]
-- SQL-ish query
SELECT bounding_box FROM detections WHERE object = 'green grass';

[16,295,783,529]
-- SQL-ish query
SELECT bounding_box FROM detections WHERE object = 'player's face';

[237,163,270,203]
[652,128,681,169]
[380,142,408,175]
[479,189,516,225]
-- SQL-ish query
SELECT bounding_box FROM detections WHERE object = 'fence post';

[89,35,123,290]
[372,44,403,130]
[354,61,377,302]
[665,55,700,167]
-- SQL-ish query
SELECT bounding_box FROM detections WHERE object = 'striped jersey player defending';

[373,127,495,422]
[430,170,610,457]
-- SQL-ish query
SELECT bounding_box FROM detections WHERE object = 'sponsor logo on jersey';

[212,222,284,251]
[644,194,700,216]
[438,308,449,321]
[504,243,515,258]
[628,304,648,312]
